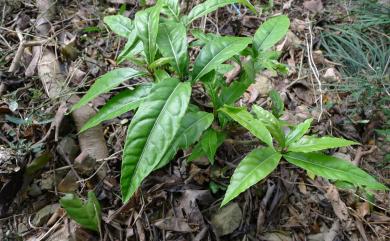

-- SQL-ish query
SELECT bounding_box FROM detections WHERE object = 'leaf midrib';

[164,25,181,74]
[87,98,144,127]
[117,22,132,36]
[229,151,280,196]
[187,0,237,24]
[193,40,243,81]
[228,110,270,145]
[177,114,210,148]
[128,82,184,194]
[255,20,282,51]
[147,11,154,63]
[283,153,364,178]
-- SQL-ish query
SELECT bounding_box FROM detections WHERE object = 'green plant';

[59,191,101,232]
[71,0,291,203]
[219,101,387,206]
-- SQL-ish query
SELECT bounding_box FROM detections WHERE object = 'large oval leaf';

[156,111,214,169]
[157,21,188,76]
[80,84,152,133]
[253,15,290,53]
[121,78,191,202]
[192,37,251,82]
[134,5,162,64]
[222,147,281,206]
[220,105,273,147]
[283,152,387,190]
[60,191,101,232]
[285,118,312,146]
[252,105,285,147]
[104,15,134,38]
[71,68,145,111]
[287,136,359,153]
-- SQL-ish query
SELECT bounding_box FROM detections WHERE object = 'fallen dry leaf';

[356,202,370,219]
[246,74,273,103]
[325,185,349,222]
[323,67,341,82]
[153,217,194,233]
[211,202,242,237]
[303,0,324,13]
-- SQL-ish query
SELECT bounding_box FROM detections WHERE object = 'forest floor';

[0,0,389,241]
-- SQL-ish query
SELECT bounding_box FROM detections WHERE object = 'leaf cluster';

[69,0,386,209]
[220,101,387,206]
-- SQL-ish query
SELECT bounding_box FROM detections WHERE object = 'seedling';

[220,102,387,206]
[70,0,291,203]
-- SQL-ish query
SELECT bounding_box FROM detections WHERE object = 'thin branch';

[305,19,324,120]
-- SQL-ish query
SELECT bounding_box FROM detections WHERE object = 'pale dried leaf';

[303,0,324,13]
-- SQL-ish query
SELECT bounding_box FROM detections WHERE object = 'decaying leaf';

[303,0,324,13]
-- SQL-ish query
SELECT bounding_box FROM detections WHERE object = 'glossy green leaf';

[238,0,257,14]
[60,192,101,232]
[253,15,290,53]
[118,40,144,64]
[80,84,152,133]
[192,37,251,82]
[200,128,226,164]
[185,0,238,25]
[149,57,173,69]
[71,68,145,112]
[269,90,284,118]
[154,69,171,81]
[287,136,359,153]
[191,29,220,47]
[157,22,188,76]
[216,64,235,74]
[134,5,161,64]
[202,71,223,108]
[159,0,180,20]
[283,152,387,190]
[285,118,312,147]
[156,111,214,169]
[117,30,141,63]
[188,141,205,162]
[121,78,191,202]
[222,147,281,206]
[220,105,273,147]
[252,105,285,147]
[104,15,133,38]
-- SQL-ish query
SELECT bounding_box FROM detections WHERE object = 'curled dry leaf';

[323,67,341,82]
[325,185,349,222]
[291,19,307,33]
[246,74,273,103]
[356,202,370,219]
[153,217,194,233]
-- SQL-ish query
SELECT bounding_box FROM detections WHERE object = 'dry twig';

[305,19,323,120]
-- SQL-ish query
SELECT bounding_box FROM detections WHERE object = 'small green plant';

[71,0,290,203]
[60,191,101,232]
[219,101,387,206]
